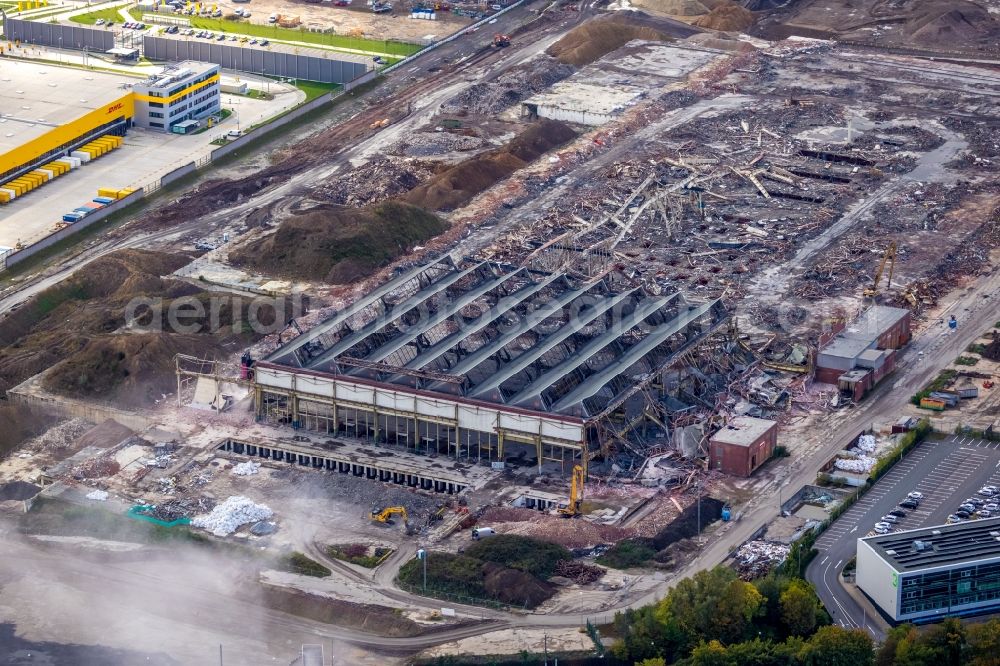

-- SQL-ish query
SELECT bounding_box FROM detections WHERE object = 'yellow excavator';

[557,465,585,518]
[863,241,897,301]
[369,506,411,532]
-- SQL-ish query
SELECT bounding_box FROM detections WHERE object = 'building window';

[149,112,163,119]
[149,101,163,108]
[150,122,163,128]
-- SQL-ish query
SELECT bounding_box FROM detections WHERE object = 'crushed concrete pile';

[683,31,756,52]
[734,540,789,580]
[442,58,576,115]
[85,489,109,501]
[314,156,435,207]
[834,455,876,474]
[547,13,687,66]
[403,119,576,212]
[229,201,448,284]
[691,2,755,31]
[392,131,487,158]
[857,434,877,453]
[72,456,121,479]
[191,495,273,537]
[232,461,261,476]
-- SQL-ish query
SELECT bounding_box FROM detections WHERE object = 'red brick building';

[815,306,911,399]
[708,416,778,477]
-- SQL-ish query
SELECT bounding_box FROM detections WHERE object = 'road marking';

[821,556,829,565]
[850,526,858,533]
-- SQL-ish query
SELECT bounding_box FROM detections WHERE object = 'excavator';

[863,241,918,307]
[556,465,585,518]
[369,506,413,534]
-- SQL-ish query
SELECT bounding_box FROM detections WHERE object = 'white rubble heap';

[834,455,876,473]
[191,495,273,536]
[857,434,877,453]
[232,461,261,476]
[85,489,109,501]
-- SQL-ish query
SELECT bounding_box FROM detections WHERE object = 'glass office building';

[857,517,1000,623]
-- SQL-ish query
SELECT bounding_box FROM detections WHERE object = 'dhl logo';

[107,102,124,114]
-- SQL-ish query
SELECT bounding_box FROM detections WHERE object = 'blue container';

[62,213,84,223]
[93,196,115,204]
[721,506,732,521]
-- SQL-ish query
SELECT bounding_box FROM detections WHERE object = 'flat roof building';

[816,305,911,399]
[857,518,1000,624]
[132,61,221,132]
[708,416,778,477]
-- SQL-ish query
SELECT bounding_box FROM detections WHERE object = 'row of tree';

[613,566,1000,666]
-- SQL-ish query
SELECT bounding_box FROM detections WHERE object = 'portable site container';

[929,391,959,407]
[71,151,91,163]
[83,202,103,210]
[117,188,135,198]
[62,212,85,223]
[0,191,11,204]
[97,187,121,199]
[93,196,115,205]
[73,206,92,215]
[919,398,947,411]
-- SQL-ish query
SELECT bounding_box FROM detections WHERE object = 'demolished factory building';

[254,256,729,476]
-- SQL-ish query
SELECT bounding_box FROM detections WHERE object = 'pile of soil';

[43,333,217,408]
[546,13,685,66]
[443,58,576,116]
[0,480,41,501]
[0,249,268,409]
[228,201,448,284]
[692,2,756,31]
[73,419,134,451]
[904,0,999,46]
[983,330,1000,362]
[403,119,576,211]
[650,496,724,550]
[482,561,554,607]
[0,404,57,460]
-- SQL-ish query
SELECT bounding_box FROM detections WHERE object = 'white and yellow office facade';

[0,60,220,191]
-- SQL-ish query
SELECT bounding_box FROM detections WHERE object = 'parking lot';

[808,434,1000,636]
[816,435,1000,551]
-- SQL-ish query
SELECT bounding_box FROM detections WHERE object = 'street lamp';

[416,548,427,590]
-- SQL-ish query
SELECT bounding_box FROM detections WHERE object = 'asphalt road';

[808,435,1000,639]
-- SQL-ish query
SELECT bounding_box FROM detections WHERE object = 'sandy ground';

[420,626,594,658]
[217,0,473,42]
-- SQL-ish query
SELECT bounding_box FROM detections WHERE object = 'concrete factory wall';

[8,374,153,431]
[4,18,115,51]
[143,36,369,84]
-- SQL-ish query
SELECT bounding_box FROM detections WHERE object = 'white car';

[908,491,924,500]
[979,487,996,497]
[875,521,893,531]
[947,514,964,523]
[985,485,999,494]
[96,18,105,25]
[881,515,899,524]
[873,525,891,534]
[977,509,993,518]
[984,503,999,511]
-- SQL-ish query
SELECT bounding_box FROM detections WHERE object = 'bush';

[597,538,657,569]
[398,553,488,599]
[955,356,979,366]
[326,543,392,568]
[464,534,571,580]
[283,552,331,578]
[773,445,790,458]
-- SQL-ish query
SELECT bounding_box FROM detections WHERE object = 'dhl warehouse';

[0,60,220,205]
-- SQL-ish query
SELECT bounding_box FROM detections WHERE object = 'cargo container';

[117,188,135,198]
[93,196,116,205]
[73,206,92,215]
[919,398,947,411]
[83,202,103,210]
[929,391,959,407]
[98,187,121,199]
[62,212,85,223]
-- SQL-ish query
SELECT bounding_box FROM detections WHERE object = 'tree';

[727,637,803,666]
[612,605,684,663]
[921,617,967,666]
[636,659,667,666]
[966,618,1000,666]
[800,625,874,666]
[780,580,819,636]
[664,566,765,646]
[689,640,732,666]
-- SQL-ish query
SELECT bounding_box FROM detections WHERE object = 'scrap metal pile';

[734,540,791,580]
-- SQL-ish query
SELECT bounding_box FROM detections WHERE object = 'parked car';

[985,485,999,493]
[947,514,964,523]
[217,34,226,41]
[979,487,996,496]
[977,509,993,518]
[900,499,919,509]
[956,509,972,519]
[249,38,258,44]
[96,18,105,25]
[960,503,977,513]
[888,509,907,518]
[908,491,924,500]
[965,497,985,506]
[260,39,269,46]
[875,521,893,531]
[873,525,890,534]
[984,503,999,511]
[881,515,900,524]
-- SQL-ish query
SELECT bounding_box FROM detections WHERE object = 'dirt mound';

[905,1,999,46]
[482,561,554,608]
[0,481,41,501]
[404,120,576,212]
[692,2,756,31]
[983,331,1000,361]
[43,333,220,408]
[73,419,134,451]
[547,14,681,66]
[632,0,708,15]
[228,201,447,284]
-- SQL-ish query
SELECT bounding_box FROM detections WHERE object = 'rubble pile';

[191,495,273,536]
[857,434,877,453]
[479,506,634,549]
[72,457,121,479]
[734,540,790,580]
[391,131,488,158]
[232,461,261,476]
[834,455,876,474]
[442,58,575,116]
[313,157,434,207]
[148,497,215,522]
[553,559,605,584]
[85,489,109,501]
